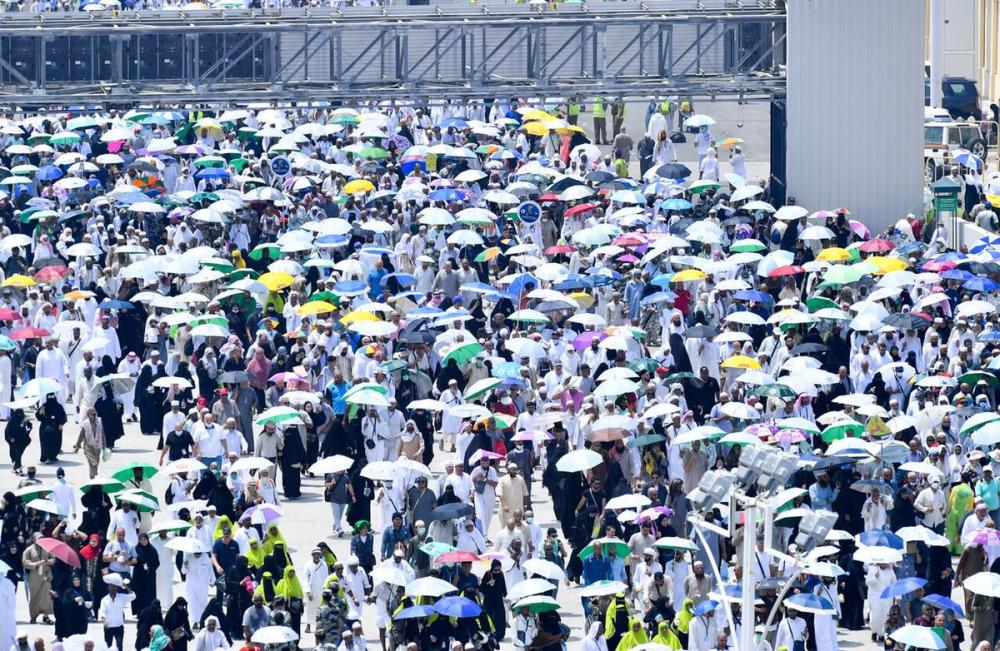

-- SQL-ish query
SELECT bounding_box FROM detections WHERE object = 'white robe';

[0,355,11,420]
[688,614,717,651]
[117,357,141,417]
[151,536,175,608]
[305,560,329,629]
[184,553,214,623]
[36,347,69,401]
[866,565,895,636]
[813,582,840,651]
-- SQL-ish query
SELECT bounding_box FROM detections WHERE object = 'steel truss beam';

[0,1,786,106]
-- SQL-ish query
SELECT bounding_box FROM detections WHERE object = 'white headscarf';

[582,622,608,651]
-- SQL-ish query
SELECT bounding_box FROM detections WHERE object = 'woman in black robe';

[0,539,23,591]
[1,492,27,545]
[57,572,92,640]
[479,560,507,641]
[135,365,157,436]
[78,532,106,618]
[262,542,290,579]
[174,361,195,406]
[132,533,160,616]
[163,597,194,651]
[96,391,125,449]
[279,428,305,498]
[4,408,30,473]
[136,599,163,651]
[37,393,67,463]
[224,557,253,639]
[207,479,236,520]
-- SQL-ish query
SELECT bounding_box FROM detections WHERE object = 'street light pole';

[688,516,742,649]
[739,501,758,651]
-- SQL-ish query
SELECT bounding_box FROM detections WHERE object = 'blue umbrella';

[507,273,540,298]
[693,600,719,616]
[641,291,678,306]
[649,273,675,288]
[733,289,772,303]
[114,192,149,206]
[98,300,134,310]
[859,530,904,549]
[36,166,62,182]
[428,189,465,202]
[408,306,443,317]
[0,335,16,351]
[881,576,927,599]
[923,593,965,617]
[194,168,230,180]
[981,331,1000,343]
[964,277,1000,292]
[394,605,436,620]
[438,117,469,130]
[553,274,590,291]
[952,150,982,170]
[459,282,500,296]
[970,236,1000,253]
[941,269,974,281]
[785,593,837,615]
[381,272,415,288]
[432,596,482,618]
[333,280,367,296]
[316,234,348,247]
[492,362,522,380]
[660,198,692,211]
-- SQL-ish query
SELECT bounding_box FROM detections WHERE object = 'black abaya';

[58,580,92,639]
[96,394,125,449]
[136,600,163,651]
[280,431,305,498]
[132,539,160,615]
[38,394,66,463]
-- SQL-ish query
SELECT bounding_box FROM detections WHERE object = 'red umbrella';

[34,266,70,282]
[768,265,805,278]
[613,234,648,247]
[859,239,895,253]
[544,244,576,255]
[0,308,19,320]
[10,327,50,340]
[564,203,597,217]
[36,537,81,568]
[435,551,480,564]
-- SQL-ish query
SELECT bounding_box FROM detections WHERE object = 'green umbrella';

[823,266,865,285]
[653,536,699,553]
[628,358,661,374]
[49,132,82,146]
[111,461,158,482]
[491,412,516,429]
[191,314,229,328]
[14,485,52,502]
[249,243,282,261]
[579,538,630,559]
[80,477,126,494]
[116,491,159,513]
[959,371,1000,388]
[381,360,409,373]
[419,542,457,559]
[730,239,766,253]
[752,384,797,399]
[805,296,838,313]
[464,377,504,401]
[358,147,389,160]
[230,157,251,173]
[626,434,666,449]
[512,596,561,614]
[331,114,360,126]
[193,156,226,169]
[309,291,340,305]
[665,372,697,383]
[821,421,865,442]
[256,406,302,426]
[202,260,236,274]
[188,191,220,203]
[442,342,484,367]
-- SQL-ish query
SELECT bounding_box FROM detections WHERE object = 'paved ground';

[5,413,922,651]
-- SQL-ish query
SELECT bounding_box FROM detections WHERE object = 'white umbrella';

[887,624,946,650]
[896,525,949,547]
[802,562,846,578]
[555,449,604,473]
[579,580,629,598]
[506,578,556,603]
[684,114,716,128]
[524,558,566,581]
[161,458,207,475]
[309,455,354,475]
[852,545,903,564]
[152,376,194,390]
[229,457,275,473]
[360,461,397,481]
[371,565,408,587]
[165,537,208,553]
[605,494,652,511]
[406,577,458,598]
[964,571,1000,597]
[251,626,299,645]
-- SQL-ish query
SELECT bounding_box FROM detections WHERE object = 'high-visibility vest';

[660,100,671,113]
[592,98,606,118]
[615,101,626,118]
[568,103,580,117]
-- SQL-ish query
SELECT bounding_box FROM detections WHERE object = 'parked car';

[925,73,983,120]
[924,116,987,182]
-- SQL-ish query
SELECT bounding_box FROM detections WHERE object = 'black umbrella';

[684,325,721,339]
[651,163,692,179]
[220,371,250,384]
[810,455,857,472]
[882,313,932,330]
[58,209,87,223]
[667,217,697,235]
[546,177,587,193]
[790,343,828,355]
[720,216,752,227]
[428,503,475,522]
[128,160,160,175]
[397,328,438,345]
[964,261,1000,275]
[598,180,638,192]
[34,256,65,269]
[585,171,615,184]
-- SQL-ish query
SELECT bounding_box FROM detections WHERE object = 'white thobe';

[36,347,69,401]
[305,560,329,629]
[151,536,174,607]
[117,357,141,417]
[184,553,213,623]
[813,582,840,651]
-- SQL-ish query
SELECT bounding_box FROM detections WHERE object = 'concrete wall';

[786,0,924,234]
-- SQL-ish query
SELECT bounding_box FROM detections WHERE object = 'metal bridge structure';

[0,0,786,106]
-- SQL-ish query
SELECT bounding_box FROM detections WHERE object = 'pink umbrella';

[636,506,675,522]
[573,330,607,351]
[848,219,870,239]
[745,423,777,439]
[511,429,554,442]
[775,429,807,445]
[269,372,304,384]
[469,449,504,464]
[970,529,1000,546]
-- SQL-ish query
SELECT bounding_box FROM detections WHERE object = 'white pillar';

[930,0,944,107]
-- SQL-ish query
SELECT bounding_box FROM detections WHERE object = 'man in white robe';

[184,552,214,623]
[117,351,141,421]
[305,548,329,634]
[813,577,841,651]
[150,530,174,608]
[36,338,70,401]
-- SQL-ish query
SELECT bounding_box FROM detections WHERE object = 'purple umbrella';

[573,330,607,351]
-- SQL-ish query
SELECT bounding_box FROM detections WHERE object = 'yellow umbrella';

[340,309,378,326]
[569,291,595,308]
[672,269,707,282]
[521,122,549,137]
[476,246,502,263]
[192,117,224,139]
[721,355,761,370]
[258,271,294,291]
[343,179,375,195]
[3,274,35,288]
[866,257,908,275]
[297,301,336,316]
[557,125,587,136]
[718,137,744,148]
[520,109,554,122]
[816,247,852,262]
[63,289,95,301]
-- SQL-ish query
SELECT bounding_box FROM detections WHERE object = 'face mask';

[525,517,534,524]
[501,397,512,406]
[417,527,426,535]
